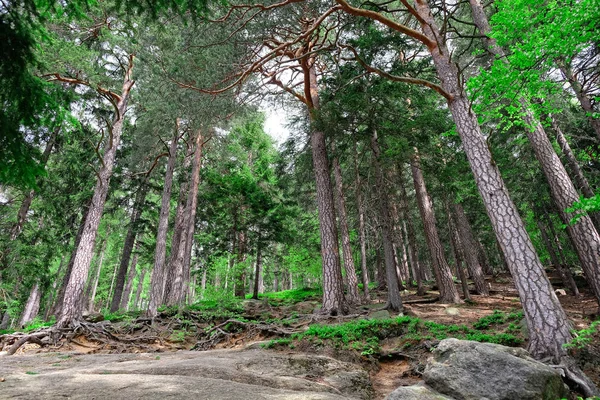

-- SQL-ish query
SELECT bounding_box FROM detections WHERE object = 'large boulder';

[0,348,371,399]
[423,339,568,400]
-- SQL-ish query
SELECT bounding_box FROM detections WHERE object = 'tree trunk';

[252,237,262,300]
[19,282,41,327]
[371,130,403,311]
[477,238,494,276]
[558,63,600,141]
[44,255,65,320]
[86,235,107,312]
[452,203,489,295]
[51,198,91,318]
[537,219,579,296]
[147,120,181,317]
[397,165,425,295]
[551,116,600,230]
[110,180,149,312]
[411,151,460,303]
[353,143,370,300]
[181,131,205,304]
[332,156,361,305]
[121,244,140,310]
[165,130,204,305]
[0,311,10,330]
[133,268,147,311]
[415,0,571,359]
[446,204,471,301]
[57,56,135,327]
[11,125,59,240]
[234,230,247,298]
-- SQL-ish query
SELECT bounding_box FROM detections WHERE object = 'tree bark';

[411,151,460,303]
[468,0,600,305]
[414,0,571,359]
[452,203,489,295]
[353,143,370,300]
[121,244,140,310]
[397,165,425,295]
[537,219,579,296]
[110,179,149,312]
[147,121,181,317]
[86,235,107,312]
[57,56,134,327]
[332,156,361,305]
[252,237,263,300]
[19,282,41,327]
[551,116,600,230]
[133,268,147,311]
[371,130,403,311]
[446,204,472,301]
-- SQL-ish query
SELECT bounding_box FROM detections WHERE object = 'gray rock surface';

[386,382,454,399]
[423,338,568,400]
[0,348,371,399]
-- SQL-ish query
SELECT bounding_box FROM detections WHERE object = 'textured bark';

[181,131,204,303]
[52,199,91,318]
[133,268,147,311]
[371,130,403,311]
[411,152,460,304]
[19,282,41,327]
[476,239,493,276]
[353,144,370,299]
[452,203,489,295]
[413,0,571,359]
[86,236,107,312]
[332,156,361,305]
[446,205,471,301]
[11,126,59,240]
[302,63,348,315]
[165,130,204,305]
[110,180,149,312]
[57,57,134,327]
[551,116,600,230]
[397,166,424,295]
[147,122,180,317]
[523,107,600,305]
[559,63,600,141]
[234,230,247,298]
[537,219,579,296]
[121,245,140,310]
[0,312,10,330]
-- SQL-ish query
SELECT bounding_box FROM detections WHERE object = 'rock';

[368,310,391,320]
[81,311,104,323]
[0,348,371,399]
[386,382,454,400]
[423,339,568,400]
[444,307,460,316]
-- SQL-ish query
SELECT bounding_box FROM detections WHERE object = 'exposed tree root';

[549,356,600,398]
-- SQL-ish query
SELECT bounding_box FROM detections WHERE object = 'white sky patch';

[262,106,291,146]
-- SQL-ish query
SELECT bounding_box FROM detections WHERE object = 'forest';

[1,0,600,398]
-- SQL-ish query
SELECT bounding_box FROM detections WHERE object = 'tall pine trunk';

[121,246,140,310]
[452,203,489,295]
[332,156,361,304]
[19,282,41,327]
[57,56,135,327]
[147,122,180,317]
[411,152,460,303]
[558,63,600,141]
[371,130,403,311]
[110,179,149,312]
[353,144,370,299]
[446,204,471,301]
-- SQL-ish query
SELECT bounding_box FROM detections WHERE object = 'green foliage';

[563,320,600,350]
[473,310,524,330]
[23,317,55,332]
[250,287,321,305]
[264,316,523,356]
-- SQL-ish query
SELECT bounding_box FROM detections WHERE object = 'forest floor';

[1,272,599,399]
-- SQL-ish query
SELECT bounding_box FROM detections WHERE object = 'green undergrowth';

[247,287,322,305]
[263,314,524,356]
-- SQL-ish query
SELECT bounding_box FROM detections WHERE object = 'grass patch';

[263,315,524,355]
[249,287,322,305]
